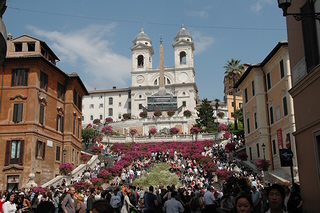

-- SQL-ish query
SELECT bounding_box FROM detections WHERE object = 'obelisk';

[158,35,166,95]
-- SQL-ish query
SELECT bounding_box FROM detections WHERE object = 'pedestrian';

[121,189,135,213]
[61,187,76,213]
[163,191,184,213]
[235,192,253,213]
[265,184,286,213]
[2,192,17,213]
[75,195,86,213]
[141,186,158,213]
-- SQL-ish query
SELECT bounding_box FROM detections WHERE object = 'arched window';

[180,51,186,64]
[166,78,171,85]
[90,115,93,120]
[109,97,113,105]
[108,108,113,116]
[138,55,144,68]
[154,79,158,85]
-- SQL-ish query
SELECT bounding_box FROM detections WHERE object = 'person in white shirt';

[2,192,17,213]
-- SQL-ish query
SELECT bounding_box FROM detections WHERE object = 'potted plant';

[105,117,113,124]
[256,159,270,171]
[86,123,93,128]
[80,154,91,163]
[123,113,131,120]
[149,127,157,136]
[223,131,231,139]
[139,111,147,119]
[225,142,235,153]
[90,177,103,188]
[73,181,92,192]
[217,111,225,119]
[216,168,233,181]
[130,128,137,136]
[218,123,228,132]
[167,110,175,117]
[93,118,101,125]
[183,110,192,118]
[91,145,102,155]
[170,127,180,135]
[154,110,162,117]
[190,126,200,134]
[101,125,113,135]
[237,151,248,161]
[97,170,113,183]
[59,162,74,175]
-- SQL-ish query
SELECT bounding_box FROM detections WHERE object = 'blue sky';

[3,0,287,100]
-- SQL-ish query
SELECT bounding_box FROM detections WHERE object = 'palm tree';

[214,98,220,121]
[224,58,244,130]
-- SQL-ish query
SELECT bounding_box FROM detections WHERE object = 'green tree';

[214,98,220,111]
[224,58,244,130]
[235,107,243,124]
[196,98,216,131]
[81,127,95,144]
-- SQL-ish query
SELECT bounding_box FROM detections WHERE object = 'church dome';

[133,27,152,44]
[174,24,192,41]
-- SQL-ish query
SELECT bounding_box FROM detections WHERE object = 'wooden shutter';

[42,142,46,159]
[301,1,319,72]
[13,104,18,122]
[18,140,24,165]
[5,140,11,166]
[56,115,59,131]
[24,69,28,86]
[39,105,44,125]
[36,141,39,157]
[61,117,64,133]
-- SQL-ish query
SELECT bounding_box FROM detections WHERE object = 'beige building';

[224,73,243,120]
[277,0,320,211]
[235,41,297,174]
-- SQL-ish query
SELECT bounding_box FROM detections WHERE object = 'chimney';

[113,86,116,89]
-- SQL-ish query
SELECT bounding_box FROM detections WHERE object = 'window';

[254,112,257,129]
[252,81,255,96]
[137,55,144,67]
[78,122,80,138]
[99,114,103,120]
[276,106,281,121]
[109,97,113,105]
[128,92,131,98]
[39,105,44,125]
[180,51,186,64]
[14,42,22,52]
[108,108,113,116]
[90,115,93,120]
[247,118,250,134]
[232,102,234,107]
[76,151,79,165]
[77,95,82,111]
[119,102,121,107]
[56,114,64,132]
[256,144,260,158]
[128,102,131,110]
[99,104,103,108]
[280,60,285,79]
[89,104,94,109]
[270,107,274,124]
[283,97,288,116]
[272,140,277,155]
[13,103,23,123]
[82,116,84,121]
[267,73,271,90]
[73,118,76,134]
[182,101,186,107]
[249,147,252,161]
[56,146,61,161]
[166,78,171,85]
[57,83,65,100]
[99,95,103,99]
[314,132,320,181]
[139,104,142,109]
[5,140,24,165]
[72,149,74,162]
[36,141,46,159]
[27,42,35,51]
[73,89,78,105]
[41,47,46,57]
[118,114,121,119]
[11,69,28,86]
[40,71,48,91]
[239,103,243,108]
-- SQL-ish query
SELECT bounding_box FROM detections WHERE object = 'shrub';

[217,112,225,119]
[101,125,112,135]
[183,110,192,117]
[97,169,112,181]
[93,118,101,125]
[105,117,113,123]
[90,177,103,188]
[225,142,235,152]
[73,181,92,192]
[216,168,233,180]
[86,123,93,128]
[91,145,102,153]
[256,159,270,171]
[223,131,231,139]
[190,126,200,134]
[218,123,228,131]
[80,154,91,162]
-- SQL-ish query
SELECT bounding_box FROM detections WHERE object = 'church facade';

[82,25,199,134]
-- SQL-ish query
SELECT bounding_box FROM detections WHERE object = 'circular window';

[139,95,142,98]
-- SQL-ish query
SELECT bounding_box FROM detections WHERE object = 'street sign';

[281,149,293,161]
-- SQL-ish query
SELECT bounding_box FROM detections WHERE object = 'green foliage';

[133,163,181,189]
[81,128,95,143]
[196,98,216,131]
[235,107,243,124]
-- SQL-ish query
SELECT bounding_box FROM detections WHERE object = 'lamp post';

[262,143,266,160]
[278,0,320,21]
[63,149,67,163]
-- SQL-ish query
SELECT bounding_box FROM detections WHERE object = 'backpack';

[190,196,199,211]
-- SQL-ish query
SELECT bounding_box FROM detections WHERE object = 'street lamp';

[262,143,266,160]
[63,149,67,163]
[278,0,320,21]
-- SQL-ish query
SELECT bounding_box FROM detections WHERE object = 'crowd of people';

[0,138,303,213]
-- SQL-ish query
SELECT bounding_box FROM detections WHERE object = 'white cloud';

[26,24,131,90]
[251,0,273,14]
[191,31,215,55]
